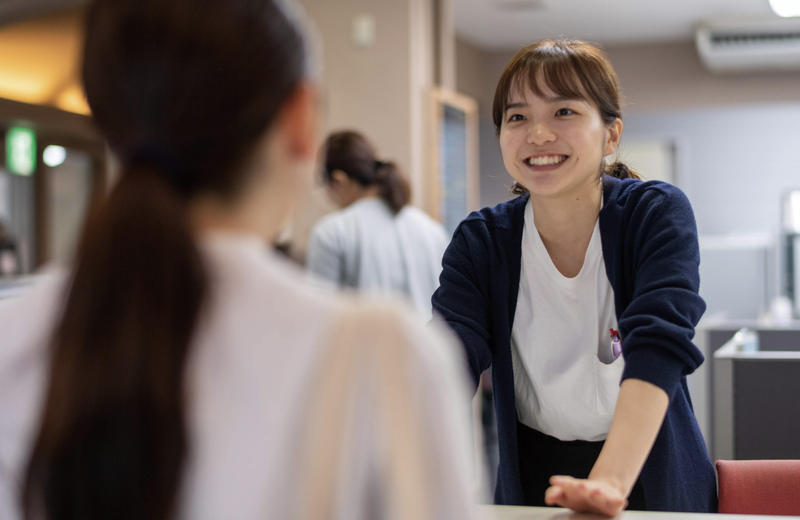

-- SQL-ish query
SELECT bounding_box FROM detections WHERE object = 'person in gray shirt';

[308,131,449,319]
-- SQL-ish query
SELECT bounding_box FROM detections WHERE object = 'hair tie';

[374,160,389,178]
[126,144,181,174]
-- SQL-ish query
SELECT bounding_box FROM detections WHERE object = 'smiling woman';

[491,39,642,196]
[432,39,718,515]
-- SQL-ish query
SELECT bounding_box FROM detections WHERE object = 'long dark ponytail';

[22,1,308,519]
[323,131,411,214]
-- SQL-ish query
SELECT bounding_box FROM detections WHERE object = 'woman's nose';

[527,123,556,145]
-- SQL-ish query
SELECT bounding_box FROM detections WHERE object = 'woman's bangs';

[507,57,590,106]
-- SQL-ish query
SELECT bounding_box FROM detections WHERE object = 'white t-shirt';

[307,198,450,320]
[0,232,478,520]
[511,199,625,442]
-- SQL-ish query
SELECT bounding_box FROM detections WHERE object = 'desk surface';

[480,506,800,520]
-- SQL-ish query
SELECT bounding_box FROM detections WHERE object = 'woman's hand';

[545,475,627,516]
[543,379,670,516]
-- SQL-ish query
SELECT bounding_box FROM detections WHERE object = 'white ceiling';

[455,0,782,50]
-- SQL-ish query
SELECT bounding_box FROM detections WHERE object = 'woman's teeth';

[527,155,567,166]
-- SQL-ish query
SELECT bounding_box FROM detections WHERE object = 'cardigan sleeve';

[618,187,707,401]
[431,228,493,391]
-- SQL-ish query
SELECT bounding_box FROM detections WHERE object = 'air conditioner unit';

[487,0,546,11]
[696,19,800,73]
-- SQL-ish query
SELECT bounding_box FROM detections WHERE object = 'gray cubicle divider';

[714,332,800,460]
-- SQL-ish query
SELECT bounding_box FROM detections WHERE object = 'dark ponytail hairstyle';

[22,1,308,519]
[492,39,644,196]
[323,131,411,215]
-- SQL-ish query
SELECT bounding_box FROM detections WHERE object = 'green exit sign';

[6,127,37,176]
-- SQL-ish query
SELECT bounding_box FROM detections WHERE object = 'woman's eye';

[556,108,574,116]
[508,114,525,122]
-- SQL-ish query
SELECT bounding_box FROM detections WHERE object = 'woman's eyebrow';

[505,102,527,111]
[505,96,580,112]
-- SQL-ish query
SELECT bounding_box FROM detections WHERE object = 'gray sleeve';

[306,223,344,286]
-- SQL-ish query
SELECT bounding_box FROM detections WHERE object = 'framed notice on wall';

[427,88,479,234]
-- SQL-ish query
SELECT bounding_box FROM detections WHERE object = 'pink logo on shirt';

[610,329,622,359]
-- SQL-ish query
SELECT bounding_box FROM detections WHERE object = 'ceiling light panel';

[770,0,800,17]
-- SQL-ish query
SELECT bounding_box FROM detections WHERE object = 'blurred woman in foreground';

[308,131,449,319]
[0,1,477,519]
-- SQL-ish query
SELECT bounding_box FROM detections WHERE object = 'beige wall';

[455,37,488,114]
[436,0,456,90]
[606,41,800,114]
[410,0,435,209]
[289,0,435,261]
[455,38,516,208]
[299,0,413,175]
[469,40,800,116]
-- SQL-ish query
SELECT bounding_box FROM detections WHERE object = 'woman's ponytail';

[323,131,411,215]
[22,0,309,516]
[604,160,644,181]
[23,166,206,520]
[375,160,410,215]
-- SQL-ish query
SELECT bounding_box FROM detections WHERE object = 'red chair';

[716,460,800,515]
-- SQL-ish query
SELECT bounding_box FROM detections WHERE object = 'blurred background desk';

[480,506,800,520]
[692,321,800,460]
[713,330,800,461]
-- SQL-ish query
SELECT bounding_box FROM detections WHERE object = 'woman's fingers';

[587,484,626,516]
[549,475,576,489]
[546,476,628,517]
[548,477,590,510]
[589,490,625,516]
[544,485,564,505]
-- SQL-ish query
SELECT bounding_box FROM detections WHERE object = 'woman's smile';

[524,154,571,172]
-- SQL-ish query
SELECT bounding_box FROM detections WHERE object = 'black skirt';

[516,420,647,510]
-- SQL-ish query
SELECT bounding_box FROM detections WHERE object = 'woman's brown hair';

[22,1,308,519]
[492,39,642,195]
[322,131,411,215]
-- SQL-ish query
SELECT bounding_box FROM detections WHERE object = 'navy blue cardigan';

[432,175,717,512]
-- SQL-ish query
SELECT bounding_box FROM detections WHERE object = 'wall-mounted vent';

[488,0,546,11]
[697,19,800,73]
[711,32,800,46]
